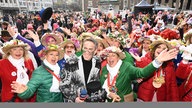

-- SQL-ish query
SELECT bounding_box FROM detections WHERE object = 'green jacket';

[18,65,63,102]
[123,51,134,65]
[100,61,157,102]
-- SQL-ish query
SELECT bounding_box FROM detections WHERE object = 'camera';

[80,88,107,102]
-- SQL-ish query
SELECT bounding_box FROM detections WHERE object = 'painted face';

[106,53,120,68]
[45,51,59,65]
[9,47,25,60]
[64,43,75,56]
[142,40,151,52]
[82,41,96,61]
[154,44,168,58]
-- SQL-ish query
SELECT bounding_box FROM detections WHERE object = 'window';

[0,0,3,3]
[5,0,8,3]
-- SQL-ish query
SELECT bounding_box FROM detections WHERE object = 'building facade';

[80,0,191,12]
[126,0,192,11]
[18,0,53,13]
[0,0,53,16]
[0,0,19,16]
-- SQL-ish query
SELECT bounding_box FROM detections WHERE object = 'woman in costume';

[132,40,179,101]
[100,46,178,102]
[0,39,36,102]
[176,44,192,101]
[10,44,64,102]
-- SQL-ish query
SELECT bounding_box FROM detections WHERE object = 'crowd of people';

[0,7,191,102]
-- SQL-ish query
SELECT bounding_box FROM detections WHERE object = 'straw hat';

[59,39,77,51]
[94,37,109,49]
[150,40,172,51]
[2,39,28,54]
[41,33,61,46]
[100,46,126,59]
[39,44,64,60]
[79,32,96,41]
[184,29,192,42]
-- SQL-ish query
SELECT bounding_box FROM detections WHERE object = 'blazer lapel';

[78,56,86,86]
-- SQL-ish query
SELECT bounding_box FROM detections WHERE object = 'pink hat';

[27,24,33,30]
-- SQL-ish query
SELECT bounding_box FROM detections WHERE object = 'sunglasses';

[65,45,75,49]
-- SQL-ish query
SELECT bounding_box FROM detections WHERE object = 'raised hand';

[75,97,85,103]
[130,52,141,61]
[109,92,121,102]
[27,30,39,41]
[156,48,179,63]
[60,27,71,35]
[7,25,16,37]
[11,81,28,94]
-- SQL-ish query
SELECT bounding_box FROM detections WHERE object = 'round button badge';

[11,71,17,76]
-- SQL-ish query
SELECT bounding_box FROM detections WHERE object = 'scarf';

[43,59,60,92]
[102,60,122,95]
[64,54,70,60]
[8,55,29,85]
[106,59,122,79]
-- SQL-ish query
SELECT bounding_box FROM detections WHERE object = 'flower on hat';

[168,39,184,49]
[71,37,80,49]
[108,33,126,46]
[2,39,28,55]
[3,39,27,48]
[179,44,192,60]
[38,44,64,60]
[99,46,125,59]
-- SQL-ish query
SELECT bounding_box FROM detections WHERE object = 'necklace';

[152,67,165,88]
[107,71,119,93]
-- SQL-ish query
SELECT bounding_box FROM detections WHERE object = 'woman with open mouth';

[132,40,180,102]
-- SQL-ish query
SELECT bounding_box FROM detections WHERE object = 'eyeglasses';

[65,45,75,49]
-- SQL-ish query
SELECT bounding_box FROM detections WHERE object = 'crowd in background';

[0,8,191,102]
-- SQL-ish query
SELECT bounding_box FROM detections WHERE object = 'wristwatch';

[154,58,163,65]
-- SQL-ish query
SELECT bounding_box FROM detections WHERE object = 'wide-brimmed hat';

[95,37,109,49]
[184,29,192,42]
[39,7,53,23]
[79,32,96,41]
[100,46,126,59]
[2,39,28,54]
[107,33,126,46]
[59,39,77,51]
[138,36,153,43]
[150,40,172,51]
[41,33,61,46]
[39,44,64,60]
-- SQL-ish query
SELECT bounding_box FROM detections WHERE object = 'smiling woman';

[0,39,36,102]
[134,40,179,102]
[100,45,179,102]
[10,44,64,102]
